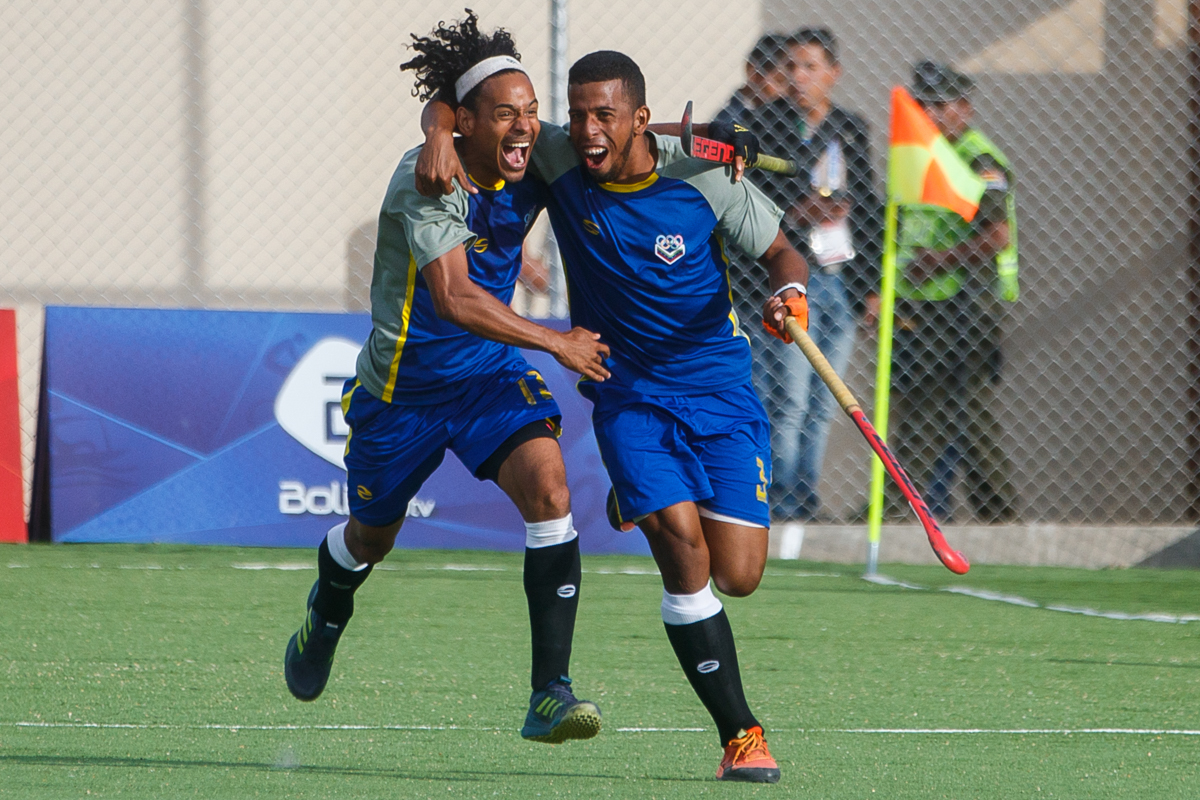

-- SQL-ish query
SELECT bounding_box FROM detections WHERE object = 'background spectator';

[715,33,794,125]
[727,28,882,521]
[887,61,1018,522]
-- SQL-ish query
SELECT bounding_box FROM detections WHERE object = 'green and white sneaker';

[283,581,344,702]
[520,677,602,744]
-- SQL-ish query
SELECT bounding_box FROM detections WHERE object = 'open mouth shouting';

[501,139,531,171]
[582,145,609,173]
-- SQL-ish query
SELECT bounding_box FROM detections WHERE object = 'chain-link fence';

[3,1,1197,541]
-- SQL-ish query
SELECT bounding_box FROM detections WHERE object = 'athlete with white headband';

[283,11,609,745]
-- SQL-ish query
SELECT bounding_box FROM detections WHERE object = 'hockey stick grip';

[750,154,798,176]
[784,317,859,413]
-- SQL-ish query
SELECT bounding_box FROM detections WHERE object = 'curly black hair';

[401,10,522,109]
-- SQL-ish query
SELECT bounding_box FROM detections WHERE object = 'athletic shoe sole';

[718,766,781,783]
[523,701,603,744]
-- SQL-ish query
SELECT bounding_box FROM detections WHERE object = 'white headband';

[454,55,527,102]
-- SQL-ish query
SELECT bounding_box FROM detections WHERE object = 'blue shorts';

[580,381,771,528]
[342,362,562,527]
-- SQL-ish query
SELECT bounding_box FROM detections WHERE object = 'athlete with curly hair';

[283,10,606,745]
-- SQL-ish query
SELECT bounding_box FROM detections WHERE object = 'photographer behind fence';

[718,28,881,522]
[887,61,1019,523]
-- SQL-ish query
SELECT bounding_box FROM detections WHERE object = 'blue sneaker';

[284,581,344,701]
[520,677,602,744]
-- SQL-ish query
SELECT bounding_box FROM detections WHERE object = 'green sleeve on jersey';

[712,175,784,258]
[385,148,476,269]
[653,132,783,257]
[651,133,690,167]
[530,124,579,185]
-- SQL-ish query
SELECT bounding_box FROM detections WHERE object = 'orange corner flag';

[887,87,984,221]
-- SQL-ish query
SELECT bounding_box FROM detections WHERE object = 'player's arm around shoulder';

[414,97,473,197]
[421,246,611,382]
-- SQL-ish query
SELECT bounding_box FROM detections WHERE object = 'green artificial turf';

[1,544,1197,798]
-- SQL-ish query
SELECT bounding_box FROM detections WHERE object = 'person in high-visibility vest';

[887,61,1018,522]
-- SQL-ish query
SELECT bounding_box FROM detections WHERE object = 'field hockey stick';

[680,101,799,176]
[782,316,970,574]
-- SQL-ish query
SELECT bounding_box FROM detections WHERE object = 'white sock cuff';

[326,522,368,571]
[661,584,723,626]
[525,513,578,549]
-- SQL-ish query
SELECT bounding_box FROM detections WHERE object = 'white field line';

[869,575,1200,625]
[943,586,1039,608]
[6,721,1199,736]
[13,560,1200,624]
[232,563,314,571]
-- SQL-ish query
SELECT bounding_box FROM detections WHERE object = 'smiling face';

[455,70,540,184]
[567,78,649,183]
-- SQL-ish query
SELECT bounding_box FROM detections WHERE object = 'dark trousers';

[886,295,1017,522]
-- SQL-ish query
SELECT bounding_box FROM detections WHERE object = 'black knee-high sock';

[664,609,759,744]
[523,537,581,691]
[311,537,373,626]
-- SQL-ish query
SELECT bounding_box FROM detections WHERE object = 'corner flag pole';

[866,199,899,575]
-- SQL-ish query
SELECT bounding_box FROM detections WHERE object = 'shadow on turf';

[1047,658,1200,671]
[0,754,710,783]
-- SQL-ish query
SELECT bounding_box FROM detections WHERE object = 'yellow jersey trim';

[468,173,505,191]
[341,379,360,455]
[381,255,418,403]
[598,172,659,193]
[714,234,748,343]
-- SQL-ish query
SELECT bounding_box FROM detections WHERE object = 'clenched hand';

[550,327,610,382]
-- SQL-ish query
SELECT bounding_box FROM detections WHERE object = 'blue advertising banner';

[35,306,648,554]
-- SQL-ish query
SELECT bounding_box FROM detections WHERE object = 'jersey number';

[518,371,552,405]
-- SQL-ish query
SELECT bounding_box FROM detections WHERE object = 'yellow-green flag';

[887,86,985,218]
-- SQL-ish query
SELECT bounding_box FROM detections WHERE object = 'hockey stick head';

[680,100,695,155]
[849,409,970,575]
[679,100,796,175]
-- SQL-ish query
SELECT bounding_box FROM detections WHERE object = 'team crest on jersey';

[654,234,686,264]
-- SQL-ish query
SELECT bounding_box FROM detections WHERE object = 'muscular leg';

[345,516,403,564]
[495,437,579,692]
[639,501,763,745]
[288,514,400,701]
[495,437,571,521]
[311,515,401,627]
[702,517,769,598]
[638,501,711,594]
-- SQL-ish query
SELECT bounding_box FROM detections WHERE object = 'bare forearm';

[439,288,560,354]
[763,247,809,296]
[421,97,457,137]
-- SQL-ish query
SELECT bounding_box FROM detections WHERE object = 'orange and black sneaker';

[715,726,780,783]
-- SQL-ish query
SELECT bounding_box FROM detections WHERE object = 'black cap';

[911,60,973,102]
